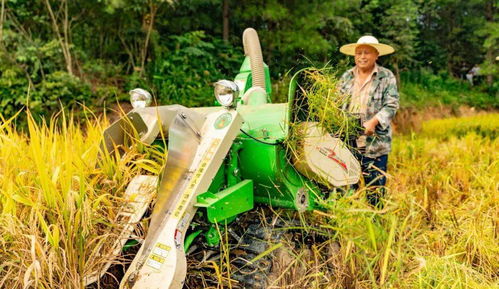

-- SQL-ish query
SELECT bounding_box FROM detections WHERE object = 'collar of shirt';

[348,64,379,115]
[344,63,390,81]
[353,63,379,88]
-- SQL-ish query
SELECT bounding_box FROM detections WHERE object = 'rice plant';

[191,114,498,289]
[264,113,499,288]
[287,67,361,146]
[0,109,164,289]
[1,104,497,289]
[285,67,362,188]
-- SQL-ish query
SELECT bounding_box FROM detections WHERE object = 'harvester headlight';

[129,88,152,109]
[214,80,239,107]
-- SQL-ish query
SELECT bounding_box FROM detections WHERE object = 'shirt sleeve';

[375,71,399,130]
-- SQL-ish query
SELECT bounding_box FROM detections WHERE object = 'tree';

[223,0,229,42]
[381,0,418,84]
[231,0,354,74]
[354,0,419,84]
[416,0,492,77]
[44,0,73,75]
[476,0,497,85]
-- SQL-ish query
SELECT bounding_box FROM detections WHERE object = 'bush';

[0,27,103,123]
[421,113,498,140]
[145,31,242,107]
[0,68,94,122]
[400,69,497,109]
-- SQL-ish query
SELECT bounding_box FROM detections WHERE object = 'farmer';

[338,35,399,207]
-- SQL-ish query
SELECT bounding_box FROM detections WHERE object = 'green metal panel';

[226,141,243,187]
[287,68,313,123]
[184,230,202,252]
[287,70,300,123]
[234,56,272,97]
[195,180,254,223]
[236,138,321,211]
[207,165,225,194]
[234,71,250,98]
[237,103,289,143]
[204,226,220,247]
[232,64,323,211]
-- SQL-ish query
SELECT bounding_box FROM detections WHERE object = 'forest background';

[0,2,497,288]
[0,0,497,120]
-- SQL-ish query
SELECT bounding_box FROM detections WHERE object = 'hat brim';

[340,43,395,56]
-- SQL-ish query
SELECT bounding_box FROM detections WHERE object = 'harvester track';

[88,207,331,289]
[185,206,329,289]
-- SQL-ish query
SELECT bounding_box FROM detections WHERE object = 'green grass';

[400,70,497,109]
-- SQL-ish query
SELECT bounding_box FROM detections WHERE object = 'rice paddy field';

[0,112,165,288]
[0,110,497,288]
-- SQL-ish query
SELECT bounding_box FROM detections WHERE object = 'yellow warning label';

[152,242,171,258]
[157,243,171,251]
[146,253,166,270]
[150,254,165,263]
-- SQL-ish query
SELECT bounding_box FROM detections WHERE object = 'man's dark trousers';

[353,151,388,207]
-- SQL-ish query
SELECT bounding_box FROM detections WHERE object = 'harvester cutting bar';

[84,175,158,286]
[120,108,243,289]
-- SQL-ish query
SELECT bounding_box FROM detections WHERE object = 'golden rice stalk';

[0,109,164,288]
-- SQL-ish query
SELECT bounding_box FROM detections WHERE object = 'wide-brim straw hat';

[340,35,395,56]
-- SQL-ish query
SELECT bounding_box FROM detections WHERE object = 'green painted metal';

[236,138,321,210]
[231,59,323,211]
[234,56,272,98]
[207,164,225,195]
[226,141,243,187]
[195,180,254,223]
[232,60,325,211]
[246,90,268,105]
[237,103,289,143]
[287,68,313,124]
[184,230,202,252]
[287,69,301,123]
[204,226,220,247]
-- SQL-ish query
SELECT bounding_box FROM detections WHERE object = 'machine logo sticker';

[316,146,348,171]
[214,112,232,129]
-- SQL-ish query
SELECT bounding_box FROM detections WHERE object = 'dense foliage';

[0,0,496,119]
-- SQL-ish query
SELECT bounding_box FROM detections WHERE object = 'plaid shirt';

[339,64,400,158]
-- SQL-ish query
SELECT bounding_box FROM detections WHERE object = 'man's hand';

[363,117,379,136]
